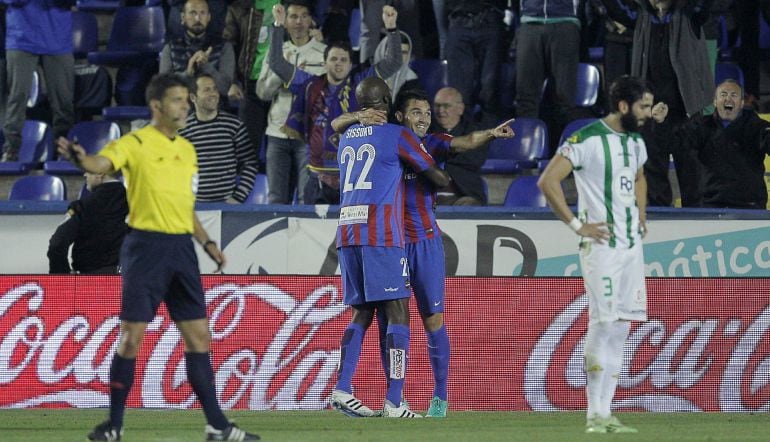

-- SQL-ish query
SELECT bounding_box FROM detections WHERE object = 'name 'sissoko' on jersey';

[345,126,374,138]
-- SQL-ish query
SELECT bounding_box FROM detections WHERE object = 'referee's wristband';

[568,218,583,233]
[203,239,217,248]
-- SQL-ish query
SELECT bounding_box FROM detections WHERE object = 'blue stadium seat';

[481,118,548,174]
[558,118,598,146]
[409,58,449,102]
[44,121,121,175]
[503,176,548,208]
[0,120,53,175]
[102,106,152,121]
[349,8,361,50]
[87,6,166,67]
[76,0,120,12]
[9,175,66,201]
[541,63,600,108]
[72,11,99,59]
[244,174,268,204]
[714,62,745,87]
[575,63,601,107]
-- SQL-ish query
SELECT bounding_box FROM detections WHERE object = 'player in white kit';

[538,75,668,434]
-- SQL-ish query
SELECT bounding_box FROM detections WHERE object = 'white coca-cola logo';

[0,281,348,410]
[524,294,770,412]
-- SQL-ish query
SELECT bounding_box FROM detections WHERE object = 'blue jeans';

[265,135,307,204]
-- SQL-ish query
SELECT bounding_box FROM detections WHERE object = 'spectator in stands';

[445,0,506,125]
[432,87,489,205]
[166,0,227,41]
[432,0,447,58]
[275,4,402,204]
[257,0,326,204]
[590,0,637,89]
[179,74,258,203]
[677,80,770,209]
[47,171,128,274]
[632,0,714,207]
[728,1,759,107]
[223,0,280,171]
[359,0,424,64]
[160,0,236,99]
[515,0,579,153]
[2,0,74,162]
[320,0,357,44]
[373,30,419,102]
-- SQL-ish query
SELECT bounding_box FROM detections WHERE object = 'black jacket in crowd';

[676,109,770,209]
[47,181,129,274]
[436,117,489,204]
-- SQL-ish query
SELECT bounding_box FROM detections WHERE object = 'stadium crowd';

[1,0,770,209]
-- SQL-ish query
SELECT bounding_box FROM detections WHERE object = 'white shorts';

[579,241,647,325]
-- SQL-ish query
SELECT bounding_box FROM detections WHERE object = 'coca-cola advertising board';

[1,276,769,412]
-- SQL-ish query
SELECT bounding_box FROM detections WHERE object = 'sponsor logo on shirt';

[338,205,368,225]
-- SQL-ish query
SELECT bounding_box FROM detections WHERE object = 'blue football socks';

[385,324,410,406]
[335,323,365,393]
[426,325,450,401]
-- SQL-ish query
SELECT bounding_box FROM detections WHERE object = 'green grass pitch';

[0,409,769,441]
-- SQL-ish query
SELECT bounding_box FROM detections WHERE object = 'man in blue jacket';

[1,0,74,161]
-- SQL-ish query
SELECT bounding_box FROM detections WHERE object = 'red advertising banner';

[1,276,769,412]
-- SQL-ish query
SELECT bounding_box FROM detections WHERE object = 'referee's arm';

[56,137,115,174]
[193,213,226,272]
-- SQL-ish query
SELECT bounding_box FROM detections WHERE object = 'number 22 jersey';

[337,123,436,248]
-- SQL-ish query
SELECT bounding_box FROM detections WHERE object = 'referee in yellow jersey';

[57,73,259,442]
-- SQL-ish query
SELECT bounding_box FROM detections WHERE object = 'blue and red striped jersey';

[336,123,436,248]
[404,133,452,243]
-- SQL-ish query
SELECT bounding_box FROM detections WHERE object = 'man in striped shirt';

[179,74,259,203]
[332,88,514,418]
[330,77,448,419]
[538,75,667,434]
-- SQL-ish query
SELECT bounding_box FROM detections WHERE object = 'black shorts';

[119,229,206,322]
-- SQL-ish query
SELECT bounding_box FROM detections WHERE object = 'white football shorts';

[579,240,647,324]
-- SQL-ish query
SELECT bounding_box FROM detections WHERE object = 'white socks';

[584,320,631,420]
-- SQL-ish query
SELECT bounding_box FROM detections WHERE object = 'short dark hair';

[145,73,191,104]
[608,76,651,113]
[191,73,216,94]
[283,0,311,11]
[395,88,429,115]
[324,41,353,62]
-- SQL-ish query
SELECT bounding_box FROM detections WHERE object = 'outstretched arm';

[372,6,403,79]
[449,118,515,153]
[56,137,114,174]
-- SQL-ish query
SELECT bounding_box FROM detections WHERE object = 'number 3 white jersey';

[557,120,648,249]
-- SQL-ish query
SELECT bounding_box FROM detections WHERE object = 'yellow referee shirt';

[99,125,198,234]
